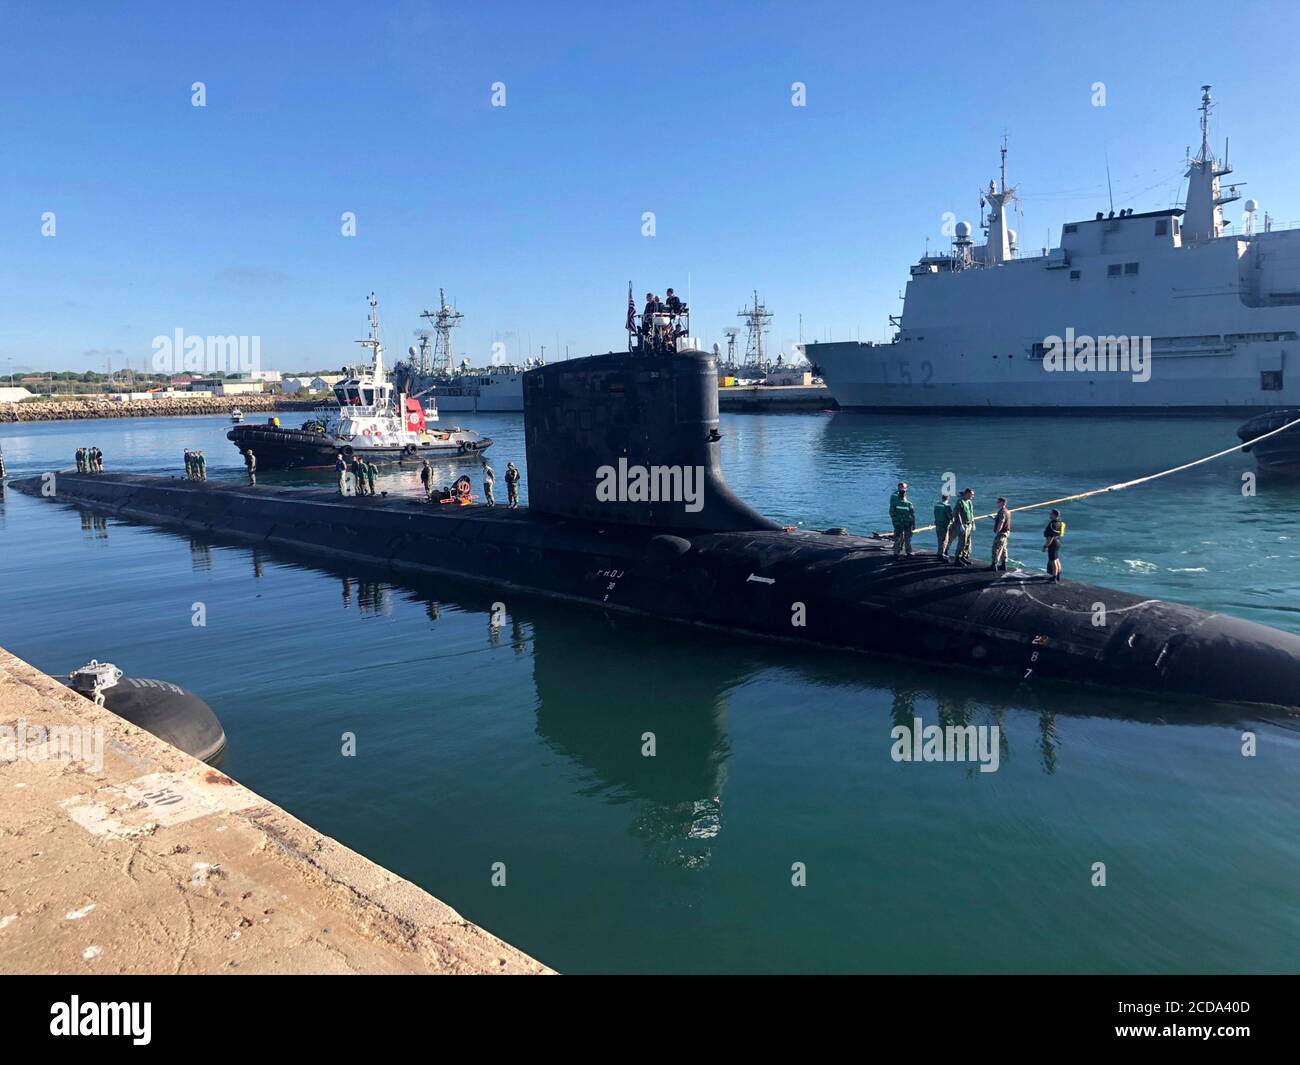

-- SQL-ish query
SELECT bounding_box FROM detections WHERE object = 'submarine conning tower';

[523,348,780,533]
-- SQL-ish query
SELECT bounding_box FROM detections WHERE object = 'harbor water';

[1,410,1298,973]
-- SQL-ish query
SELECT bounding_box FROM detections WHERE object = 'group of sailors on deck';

[76,447,104,474]
[889,481,1066,581]
[636,288,689,352]
[418,457,519,508]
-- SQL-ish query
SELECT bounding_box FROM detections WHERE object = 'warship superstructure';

[805,87,1300,411]
[392,290,537,413]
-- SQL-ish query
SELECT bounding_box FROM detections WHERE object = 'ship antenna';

[999,132,1008,194]
[1105,147,1115,215]
[1198,84,1213,162]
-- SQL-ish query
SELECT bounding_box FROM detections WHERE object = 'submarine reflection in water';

[530,612,731,867]
[310,552,1261,825]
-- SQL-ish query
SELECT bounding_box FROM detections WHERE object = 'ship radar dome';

[1245,198,1259,213]
[1007,227,1018,246]
[954,220,972,238]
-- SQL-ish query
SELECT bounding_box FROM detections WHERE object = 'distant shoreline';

[0,394,320,425]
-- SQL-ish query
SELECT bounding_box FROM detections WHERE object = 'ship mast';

[412,332,432,374]
[1183,85,1240,243]
[723,328,740,371]
[355,292,385,385]
[420,289,464,375]
[979,134,1017,265]
[738,290,773,374]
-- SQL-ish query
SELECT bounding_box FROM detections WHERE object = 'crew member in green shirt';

[951,487,976,566]
[934,493,953,558]
[991,497,1011,571]
[890,482,916,559]
[889,482,907,550]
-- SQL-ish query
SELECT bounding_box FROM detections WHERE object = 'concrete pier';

[718,383,835,411]
[0,648,550,975]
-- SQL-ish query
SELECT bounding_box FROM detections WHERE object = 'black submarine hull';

[12,469,1300,710]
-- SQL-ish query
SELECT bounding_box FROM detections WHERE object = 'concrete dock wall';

[718,384,835,411]
[0,648,550,974]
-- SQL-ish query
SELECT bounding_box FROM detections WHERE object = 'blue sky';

[3,0,1299,372]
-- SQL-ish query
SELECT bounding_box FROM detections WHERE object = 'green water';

[1,411,1298,973]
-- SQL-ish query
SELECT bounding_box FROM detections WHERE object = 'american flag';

[625,283,636,333]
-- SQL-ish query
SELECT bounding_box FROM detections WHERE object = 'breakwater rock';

[0,394,320,424]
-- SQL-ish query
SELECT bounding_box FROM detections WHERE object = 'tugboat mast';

[355,292,386,386]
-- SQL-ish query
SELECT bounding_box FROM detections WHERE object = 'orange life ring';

[362,427,373,436]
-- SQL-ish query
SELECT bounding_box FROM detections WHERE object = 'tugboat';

[1238,408,1300,476]
[228,293,492,469]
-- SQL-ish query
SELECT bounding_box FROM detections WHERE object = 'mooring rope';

[901,412,1300,535]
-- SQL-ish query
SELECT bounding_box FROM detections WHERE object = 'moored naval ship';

[14,299,1300,712]
[805,87,1300,411]
[423,366,528,413]
[391,289,539,413]
[228,294,491,468]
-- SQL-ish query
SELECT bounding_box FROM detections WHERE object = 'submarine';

[13,345,1300,710]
